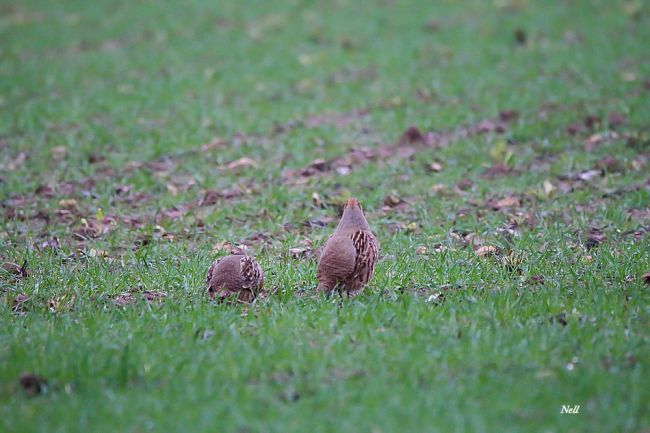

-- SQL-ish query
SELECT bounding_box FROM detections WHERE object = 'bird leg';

[336,283,344,308]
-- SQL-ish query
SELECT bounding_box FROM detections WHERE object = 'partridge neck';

[336,207,370,232]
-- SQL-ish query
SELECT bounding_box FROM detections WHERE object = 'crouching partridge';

[206,254,264,303]
[317,198,379,297]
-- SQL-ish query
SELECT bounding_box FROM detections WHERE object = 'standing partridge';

[206,254,264,303]
[317,198,379,297]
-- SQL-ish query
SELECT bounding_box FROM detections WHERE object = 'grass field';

[1,0,649,432]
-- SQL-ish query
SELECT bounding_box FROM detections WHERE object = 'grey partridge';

[206,254,264,303]
[317,198,379,297]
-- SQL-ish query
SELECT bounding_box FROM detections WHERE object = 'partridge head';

[317,198,379,297]
[206,254,264,303]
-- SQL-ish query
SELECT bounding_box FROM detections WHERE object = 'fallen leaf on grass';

[155,206,186,223]
[241,232,271,246]
[303,109,368,129]
[5,152,27,171]
[201,137,226,151]
[426,161,444,172]
[230,244,249,255]
[475,119,506,134]
[72,216,117,240]
[450,230,476,247]
[142,290,167,302]
[301,216,337,229]
[224,157,257,171]
[311,192,324,207]
[51,145,67,161]
[405,222,418,233]
[114,184,132,195]
[199,187,245,206]
[288,247,313,260]
[584,131,619,150]
[487,196,520,210]
[112,292,136,307]
[585,228,605,250]
[595,156,623,173]
[481,163,513,179]
[500,251,523,274]
[608,112,626,129]
[542,180,555,197]
[39,237,61,250]
[34,184,55,198]
[12,293,30,312]
[574,169,602,181]
[58,199,78,211]
[499,110,519,122]
[426,292,445,305]
[139,159,176,178]
[327,67,376,84]
[455,179,473,191]
[2,261,28,278]
[212,241,233,254]
[475,245,500,258]
[383,194,405,208]
[113,289,167,307]
[166,183,178,196]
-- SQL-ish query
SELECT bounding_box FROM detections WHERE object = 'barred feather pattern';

[349,230,378,291]
[205,257,221,288]
[205,255,264,303]
[240,256,264,291]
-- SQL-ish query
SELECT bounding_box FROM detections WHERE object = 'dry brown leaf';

[289,247,312,260]
[426,292,445,305]
[12,293,30,312]
[455,179,473,191]
[608,112,626,129]
[113,292,137,307]
[585,228,605,249]
[475,245,500,258]
[51,145,67,160]
[142,290,167,303]
[489,196,520,210]
[3,261,28,278]
[212,241,233,253]
[312,192,323,207]
[383,194,404,208]
[7,152,27,171]
[201,137,226,151]
[58,199,78,210]
[225,157,258,170]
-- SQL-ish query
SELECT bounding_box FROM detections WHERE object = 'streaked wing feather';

[240,256,264,290]
[349,230,378,286]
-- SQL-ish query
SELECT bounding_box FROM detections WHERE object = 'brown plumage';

[317,198,379,297]
[206,254,264,303]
